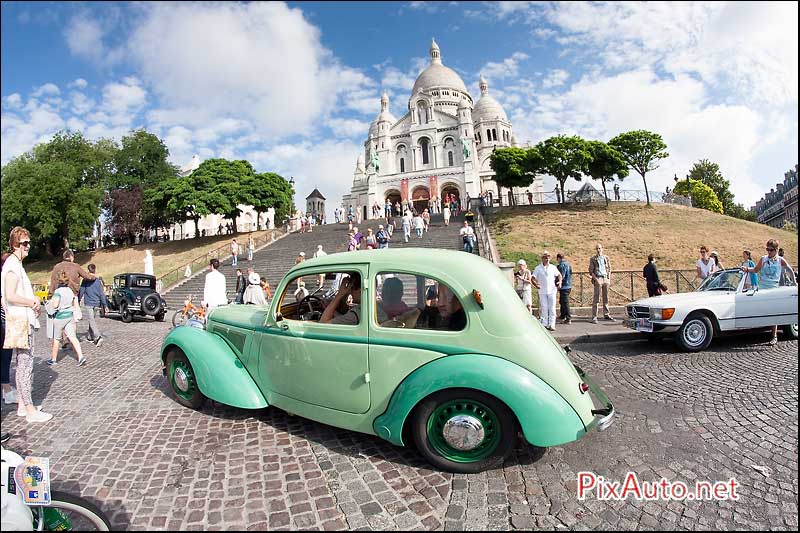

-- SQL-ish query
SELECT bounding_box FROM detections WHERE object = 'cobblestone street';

[1,317,797,531]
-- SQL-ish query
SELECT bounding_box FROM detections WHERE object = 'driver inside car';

[320,272,361,325]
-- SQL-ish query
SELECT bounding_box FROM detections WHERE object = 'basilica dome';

[472,75,507,122]
[410,39,469,101]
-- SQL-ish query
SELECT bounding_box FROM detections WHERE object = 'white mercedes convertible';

[624,268,798,351]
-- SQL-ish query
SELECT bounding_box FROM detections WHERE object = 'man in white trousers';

[532,250,562,331]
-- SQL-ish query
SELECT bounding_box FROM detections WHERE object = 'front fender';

[373,354,585,448]
[161,326,268,409]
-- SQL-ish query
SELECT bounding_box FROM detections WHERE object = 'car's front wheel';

[675,313,714,352]
[783,323,798,339]
[166,350,205,409]
[411,388,516,474]
[120,301,133,323]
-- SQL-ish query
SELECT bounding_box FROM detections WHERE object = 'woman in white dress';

[443,205,451,226]
[515,259,534,315]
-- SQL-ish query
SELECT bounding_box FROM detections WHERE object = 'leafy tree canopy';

[489,147,541,189]
[585,141,629,206]
[535,135,591,203]
[674,179,723,213]
[609,130,669,206]
[688,159,735,215]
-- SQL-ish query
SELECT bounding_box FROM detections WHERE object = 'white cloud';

[480,52,529,80]
[64,13,106,64]
[541,69,569,89]
[325,118,370,138]
[3,94,23,109]
[125,2,375,140]
[68,78,88,89]
[100,79,146,115]
[31,83,60,98]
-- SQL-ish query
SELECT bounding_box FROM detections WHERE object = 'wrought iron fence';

[488,189,691,208]
[469,199,497,262]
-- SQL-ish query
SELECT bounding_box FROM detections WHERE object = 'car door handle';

[280,323,289,331]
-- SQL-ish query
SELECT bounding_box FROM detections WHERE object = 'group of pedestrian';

[230,235,256,266]
[515,244,616,330]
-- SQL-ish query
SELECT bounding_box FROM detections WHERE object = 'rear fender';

[161,326,267,409]
[373,354,586,448]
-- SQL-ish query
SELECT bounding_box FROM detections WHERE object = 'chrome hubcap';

[174,367,190,392]
[685,320,706,346]
[442,415,485,451]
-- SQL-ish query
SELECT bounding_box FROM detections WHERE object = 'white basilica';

[343,39,542,219]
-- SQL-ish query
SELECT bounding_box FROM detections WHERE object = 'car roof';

[288,248,497,285]
[116,273,155,278]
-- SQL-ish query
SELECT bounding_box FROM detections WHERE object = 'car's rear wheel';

[166,350,205,409]
[783,323,798,340]
[120,302,133,323]
[142,293,163,316]
[675,313,713,352]
[411,388,516,473]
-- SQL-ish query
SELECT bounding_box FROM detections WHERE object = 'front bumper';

[574,365,615,432]
[622,317,680,334]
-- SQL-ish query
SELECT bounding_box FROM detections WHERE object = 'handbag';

[73,297,83,321]
[2,309,29,349]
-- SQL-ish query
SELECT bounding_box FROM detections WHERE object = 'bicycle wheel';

[172,309,190,328]
[41,490,111,531]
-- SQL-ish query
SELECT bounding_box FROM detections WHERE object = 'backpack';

[377,231,388,244]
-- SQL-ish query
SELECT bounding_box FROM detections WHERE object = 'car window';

[134,276,153,289]
[116,277,127,288]
[374,272,466,332]
[698,271,742,292]
[277,270,361,325]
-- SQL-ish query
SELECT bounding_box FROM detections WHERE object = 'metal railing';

[158,226,291,292]
[469,199,497,262]
[486,189,691,208]
[523,269,700,307]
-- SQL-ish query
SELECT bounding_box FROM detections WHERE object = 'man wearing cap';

[376,224,391,249]
[532,251,562,331]
[514,259,534,315]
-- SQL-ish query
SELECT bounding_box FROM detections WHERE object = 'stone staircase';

[163,213,476,309]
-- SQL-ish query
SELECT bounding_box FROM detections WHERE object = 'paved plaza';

[1,317,797,531]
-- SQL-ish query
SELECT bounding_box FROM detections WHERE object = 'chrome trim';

[442,415,485,451]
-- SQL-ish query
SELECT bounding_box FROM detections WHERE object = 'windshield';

[698,270,742,292]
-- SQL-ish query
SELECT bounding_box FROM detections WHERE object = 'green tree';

[688,159,735,214]
[535,135,591,204]
[609,130,669,207]
[240,172,294,229]
[159,159,234,238]
[585,141,629,206]
[110,129,179,233]
[673,179,723,213]
[1,131,113,255]
[727,203,757,222]
[489,147,542,205]
[195,159,257,233]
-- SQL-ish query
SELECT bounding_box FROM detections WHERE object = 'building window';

[486,129,491,141]
[492,129,497,141]
[448,151,454,166]
[400,158,405,173]
[420,138,430,165]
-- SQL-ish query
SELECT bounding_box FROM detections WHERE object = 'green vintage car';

[160,249,614,473]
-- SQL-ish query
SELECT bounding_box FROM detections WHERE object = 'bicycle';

[172,295,206,327]
[1,446,111,530]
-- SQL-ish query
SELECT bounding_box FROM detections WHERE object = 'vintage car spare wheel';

[142,293,163,316]
[412,388,516,474]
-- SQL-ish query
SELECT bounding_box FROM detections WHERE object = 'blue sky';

[2,1,797,211]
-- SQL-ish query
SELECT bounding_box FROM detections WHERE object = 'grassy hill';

[488,203,798,272]
[23,230,273,286]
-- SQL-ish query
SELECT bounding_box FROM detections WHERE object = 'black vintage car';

[108,273,167,323]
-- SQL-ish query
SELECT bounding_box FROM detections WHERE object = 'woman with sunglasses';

[741,238,795,345]
[0,227,53,422]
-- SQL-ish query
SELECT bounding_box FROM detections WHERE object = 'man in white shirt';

[401,211,413,243]
[459,221,476,253]
[532,250,562,331]
[203,258,227,310]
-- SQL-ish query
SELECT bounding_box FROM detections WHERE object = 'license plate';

[624,318,653,332]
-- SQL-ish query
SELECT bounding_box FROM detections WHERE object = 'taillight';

[580,383,590,393]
